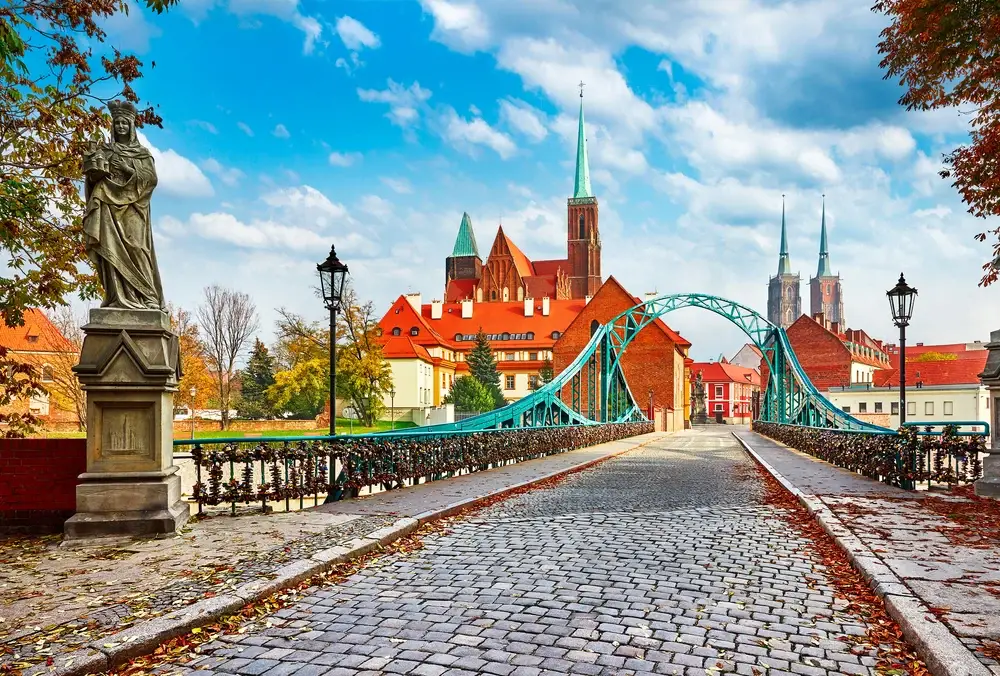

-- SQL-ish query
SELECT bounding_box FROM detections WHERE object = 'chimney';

[461,298,473,319]
[585,295,592,304]
[430,300,443,320]
[830,321,839,335]
[541,296,550,316]
[524,297,534,317]
[405,293,422,313]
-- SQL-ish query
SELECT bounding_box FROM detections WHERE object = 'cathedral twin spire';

[774,195,835,279]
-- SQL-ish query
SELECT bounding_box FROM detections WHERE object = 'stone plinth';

[976,329,1000,498]
[65,308,188,539]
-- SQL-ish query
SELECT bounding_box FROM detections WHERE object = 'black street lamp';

[887,273,917,425]
[318,245,349,437]
[389,383,396,431]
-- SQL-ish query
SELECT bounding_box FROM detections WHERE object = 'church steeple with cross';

[567,81,601,298]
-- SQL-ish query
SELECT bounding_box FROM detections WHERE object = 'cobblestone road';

[164,428,883,676]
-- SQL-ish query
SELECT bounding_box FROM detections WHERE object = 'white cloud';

[273,123,291,139]
[201,158,245,186]
[336,15,380,50]
[102,0,161,52]
[189,120,219,135]
[139,133,214,198]
[262,185,349,228]
[336,52,363,75]
[441,108,517,159]
[237,122,254,136]
[359,195,394,220]
[358,80,433,128]
[329,151,362,167]
[499,99,548,142]
[419,0,490,52]
[227,0,321,53]
[381,177,413,194]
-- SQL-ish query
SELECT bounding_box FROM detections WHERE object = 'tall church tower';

[809,196,845,325]
[567,84,601,299]
[767,196,801,328]
[444,212,482,291]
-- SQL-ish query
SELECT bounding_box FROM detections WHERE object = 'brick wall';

[553,279,683,417]
[760,314,851,391]
[0,438,86,534]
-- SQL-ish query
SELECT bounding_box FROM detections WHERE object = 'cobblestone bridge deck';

[159,428,889,676]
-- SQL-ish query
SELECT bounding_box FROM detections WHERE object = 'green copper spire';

[777,195,792,276]
[451,212,480,258]
[572,84,592,199]
[816,195,832,277]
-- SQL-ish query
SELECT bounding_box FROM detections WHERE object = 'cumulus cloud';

[329,151,362,167]
[139,133,213,198]
[228,0,321,53]
[419,0,490,52]
[357,80,433,127]
[261,185,349,228]
[272,123,291,139]
[381,177,413,194]
[499,99,547,142]
[440,108,516,159]
[201,158,245,186]
[336,15,380,50]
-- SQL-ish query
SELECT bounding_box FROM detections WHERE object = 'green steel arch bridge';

[379,293,890,436]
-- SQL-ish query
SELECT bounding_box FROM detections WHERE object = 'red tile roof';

[532,259,568,276]
[524,276,556,299]
[690,361,761,386]
[496,227,535,278]
[445,279,478,302]
[381,335,433,361]
[0,309,75,353]
[873,352,987,387]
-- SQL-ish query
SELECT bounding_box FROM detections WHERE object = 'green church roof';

[573,93,592,199]
[816,196,832,277]
[777,196,793,276]
[451,212,480,258]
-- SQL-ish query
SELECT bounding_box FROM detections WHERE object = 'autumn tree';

[197,286,259,429]
[46,306,87,430]
[337,286,392,427]
[467,328,504,409]
[1,0,176,434]
[874,0,1000,284]
[267,308,330,419]
[170,306,215,412]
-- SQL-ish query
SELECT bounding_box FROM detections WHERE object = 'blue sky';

[104,0,997,360]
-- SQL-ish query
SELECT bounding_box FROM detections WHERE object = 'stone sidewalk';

[0,433,658,675]
[736,430,1000,676]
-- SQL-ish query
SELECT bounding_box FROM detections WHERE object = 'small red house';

[690,360,761,424]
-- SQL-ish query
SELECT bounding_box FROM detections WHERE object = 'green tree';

[267,358,329,419]
[468,328,505,409]
[443,376,494,413]
[337,286,393,426]
[539,358,555,385]
[238,338,276,419]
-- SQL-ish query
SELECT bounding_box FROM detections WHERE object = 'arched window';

[40,365,53,382]
[590,320,600,336]
[491,290,497,300]
[409,327,419,336]
[476,288,483,302]
[391,327,401,336]
[550,331,560,340]
[502,287,509,302]
[579,214,586,240]
[517,286,523,301]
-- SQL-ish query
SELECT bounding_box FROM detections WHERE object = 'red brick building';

[689,360,761,424]
[445,93,600,303]
[552,277,691,431]
[760,314,891,391]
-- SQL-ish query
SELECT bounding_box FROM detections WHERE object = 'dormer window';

[27,335,38,343]
[409,327,419,336]
[391,327,401,336]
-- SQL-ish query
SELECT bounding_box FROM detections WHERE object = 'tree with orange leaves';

[875,0,1000,285]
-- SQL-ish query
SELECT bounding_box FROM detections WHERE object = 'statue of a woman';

[83,100,166,311]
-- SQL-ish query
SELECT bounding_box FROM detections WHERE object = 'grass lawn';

[33,418,416,440]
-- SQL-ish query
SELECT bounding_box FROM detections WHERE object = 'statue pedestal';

[64,309,188,539]
[975,330,1000,499]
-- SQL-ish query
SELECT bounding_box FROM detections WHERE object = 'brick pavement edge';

[25,433,659,676]
[733,430,990,676]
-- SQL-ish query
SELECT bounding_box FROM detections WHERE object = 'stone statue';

[83,100,166,311]
[691,369,708,425]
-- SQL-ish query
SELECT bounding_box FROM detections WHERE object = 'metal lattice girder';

[377,292,891,436]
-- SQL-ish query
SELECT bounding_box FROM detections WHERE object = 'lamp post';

[190,386,197,439]
[389,383,396,431]
[887,273,917,426]
[318,245,349,437]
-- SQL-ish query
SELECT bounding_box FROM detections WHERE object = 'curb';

[27,432,661,676]
[732,431,990,676]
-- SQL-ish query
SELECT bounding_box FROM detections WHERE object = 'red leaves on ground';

[745,462,932,676]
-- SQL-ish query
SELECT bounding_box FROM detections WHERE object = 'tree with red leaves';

[874,0,1000,286]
